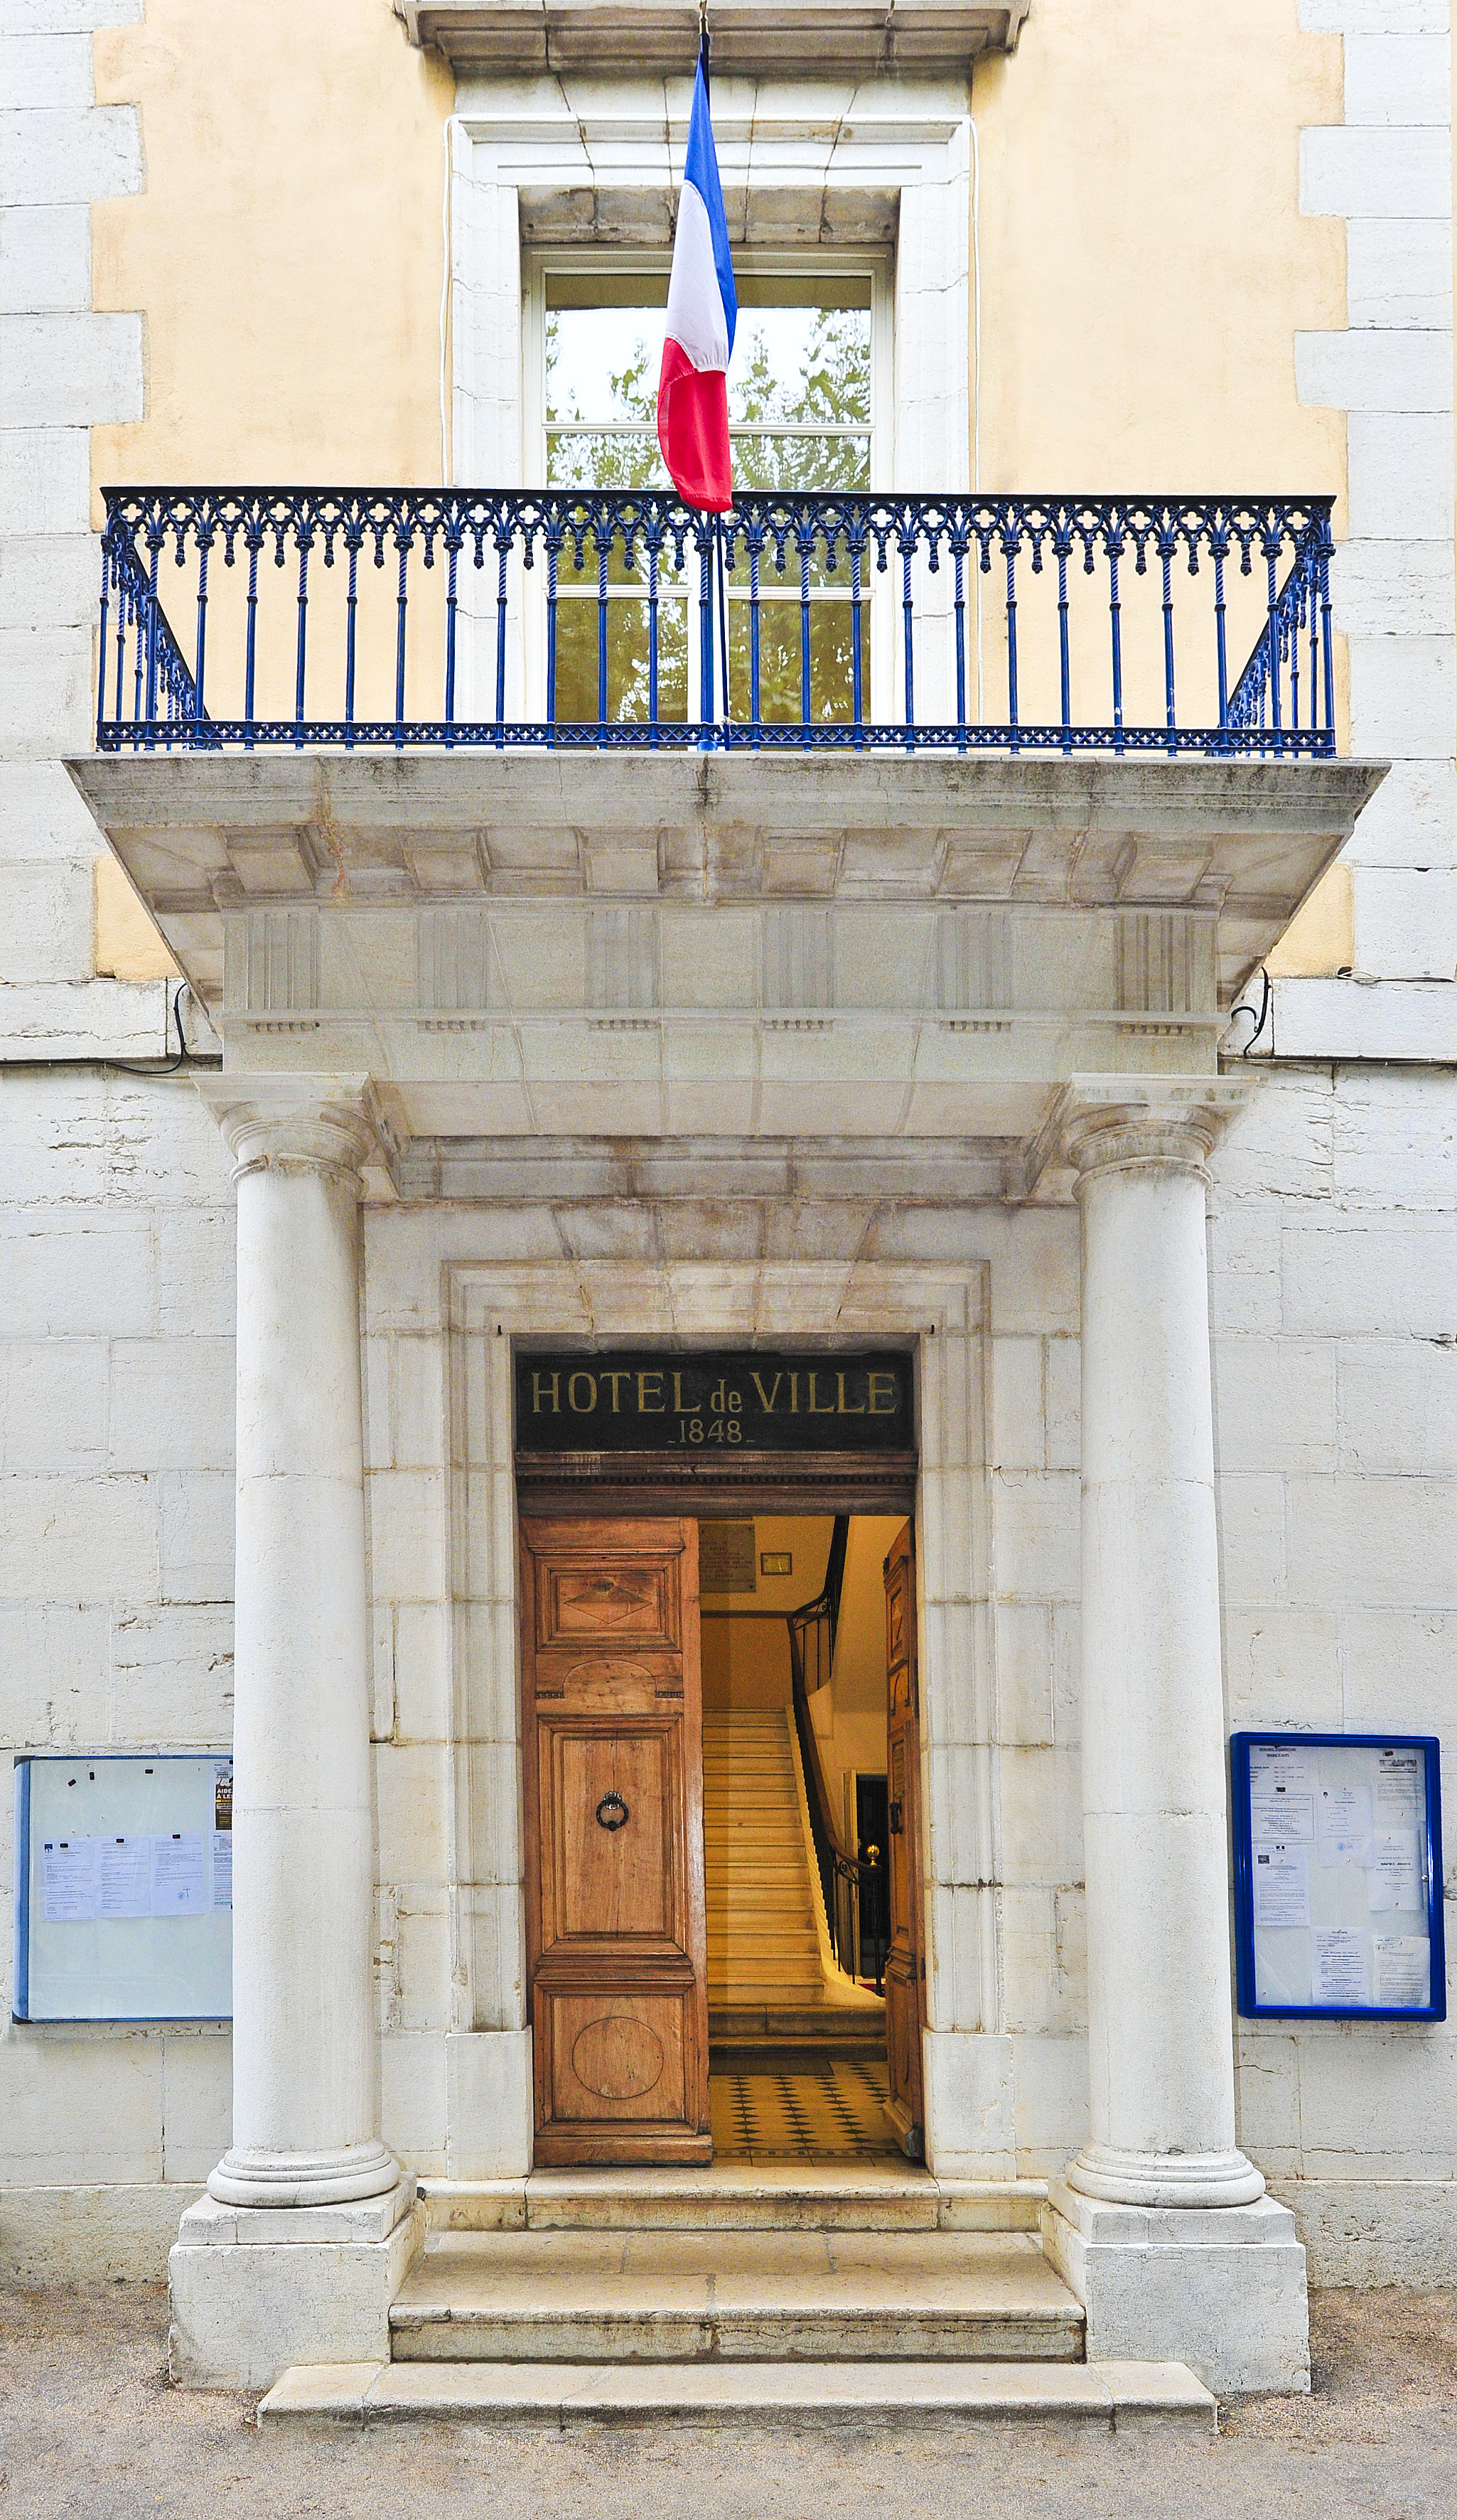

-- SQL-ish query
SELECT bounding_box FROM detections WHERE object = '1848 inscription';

[515,1351,913,1456]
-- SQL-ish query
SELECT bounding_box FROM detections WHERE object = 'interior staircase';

[702,1709,825,2014]
[257,2172,1216,2430]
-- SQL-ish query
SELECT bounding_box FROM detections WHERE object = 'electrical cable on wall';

[1222,966,1273,1061]
[0,982,220,1078]
[440,112,463,485]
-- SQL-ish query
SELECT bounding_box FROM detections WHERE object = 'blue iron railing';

[96,488,1335,756]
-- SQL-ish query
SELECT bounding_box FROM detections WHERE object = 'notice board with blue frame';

[1232,1732,1445,2022]
[13,1752,233,2022]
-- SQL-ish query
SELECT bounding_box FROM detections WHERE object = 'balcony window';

[524,253,891,726]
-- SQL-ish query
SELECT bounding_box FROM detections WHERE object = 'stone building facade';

[1,0,1454,2400]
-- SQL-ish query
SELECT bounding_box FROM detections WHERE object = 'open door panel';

[520,1516,711,2165]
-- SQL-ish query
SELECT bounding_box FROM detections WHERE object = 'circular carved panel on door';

[571,2015,665,2101]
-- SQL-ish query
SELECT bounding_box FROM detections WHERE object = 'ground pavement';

[0,2283,1453,2519]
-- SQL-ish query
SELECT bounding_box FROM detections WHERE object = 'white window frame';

[446,83,972,722]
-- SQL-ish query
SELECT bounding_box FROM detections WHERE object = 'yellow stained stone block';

[94,853,179,983]
[1266,860,1354,977]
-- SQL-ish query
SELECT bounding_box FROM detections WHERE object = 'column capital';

[1031,1073,1252,1193]
[195,1074,387,1191]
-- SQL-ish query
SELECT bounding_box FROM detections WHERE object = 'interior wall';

[807,1516,901,1843]
[699,1515,833,1714]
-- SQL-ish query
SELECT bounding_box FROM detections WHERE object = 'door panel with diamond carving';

[520,1517,710,2164]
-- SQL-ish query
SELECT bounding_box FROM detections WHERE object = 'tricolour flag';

[657,57,737,512]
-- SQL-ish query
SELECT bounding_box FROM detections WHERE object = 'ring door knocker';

[596,1791,630,1833]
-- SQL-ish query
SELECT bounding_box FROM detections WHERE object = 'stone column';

[170,1079,419,2388]
[1036,1078,1309,2396]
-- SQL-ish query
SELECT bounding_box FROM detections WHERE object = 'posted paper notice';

[210,1830,232,1912]
[39,1838,100,1923]
[150,1833,208,1916]
[1313,1926,1370,2005]
[1252,1842,1310,1929]
[1367,1830,1423,1914]
[1250,1742,1318,1797]
[1318,1781,1373,1869]
[97,1837,151,1921]
[1372,1935,1429,2008]
[1252,1789,1314,1843]
[1375,1751,1423,1826]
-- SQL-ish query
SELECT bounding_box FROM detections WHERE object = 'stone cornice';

[394,0,1029,80]
[1028,1073,1252,1194]
[196,1075,389,1191]
[67,751,1386,1029]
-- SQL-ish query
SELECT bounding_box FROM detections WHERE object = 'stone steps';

[418,2164,1048,2236]
[709,1970,823,1987]
[386,2229,1087,2366]
[706,1919,819,1940]
[260,2357,1217,2430]
[709,2004,883,2044]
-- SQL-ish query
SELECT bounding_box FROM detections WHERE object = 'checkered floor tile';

[709,2058,898,2159]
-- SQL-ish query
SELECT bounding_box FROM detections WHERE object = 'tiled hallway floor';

[709,2056,898,2159]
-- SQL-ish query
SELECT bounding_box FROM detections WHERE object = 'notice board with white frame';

[13,1753,233,2022]
[1232,1732,1445,2022]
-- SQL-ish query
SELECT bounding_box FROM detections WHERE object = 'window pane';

[552,596,689,724]
[546,311,661,432]
[544,281,876,497]
[727,599,867,724]
[543,493,696,586]
[547,429,670,492]
[728,309,870,431]
[731,432,871,495]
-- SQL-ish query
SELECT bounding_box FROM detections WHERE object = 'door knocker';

[596,1791,630,1833]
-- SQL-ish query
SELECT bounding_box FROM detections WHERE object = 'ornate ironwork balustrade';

[95,486,1335,756]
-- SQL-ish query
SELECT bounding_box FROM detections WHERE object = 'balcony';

[96,487,1336,761]
[74,480,1377,1201]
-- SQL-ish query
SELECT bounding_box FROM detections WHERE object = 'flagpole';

[714,514,732,750]
[697,3,731,750]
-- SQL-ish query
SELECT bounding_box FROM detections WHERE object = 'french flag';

[657,56,737,513]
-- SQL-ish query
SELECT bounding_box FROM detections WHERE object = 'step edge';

[259,2359,1214,2430]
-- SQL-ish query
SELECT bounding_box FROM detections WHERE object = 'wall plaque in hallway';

[515,1351,913,1455]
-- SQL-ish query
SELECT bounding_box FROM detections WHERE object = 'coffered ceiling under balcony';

[393,0,1030,80]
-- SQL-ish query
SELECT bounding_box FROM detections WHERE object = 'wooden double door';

[520,1513,923,2165]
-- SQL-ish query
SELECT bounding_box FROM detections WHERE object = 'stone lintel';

[393,0,1030,81]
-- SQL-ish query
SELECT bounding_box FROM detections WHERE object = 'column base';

[1065,2140,1266,2209]
[1042,2177,1310,2396]
[208,2139,400,2209]
[168,2175,422,2388]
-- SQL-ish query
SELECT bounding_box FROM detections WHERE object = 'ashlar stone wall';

[1213,1063,1457,2284]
